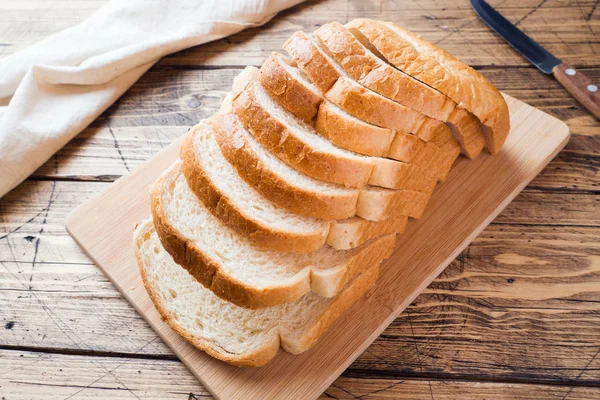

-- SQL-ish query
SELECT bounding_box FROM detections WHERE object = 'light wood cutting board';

[66,94,569,400]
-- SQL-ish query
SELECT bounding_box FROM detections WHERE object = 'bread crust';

[357,187,432,221]
[439,139,462,181]
[326,76,422,134]
[314,22,456,121]
[283,31,340,93]
[136,220,386,366]
[413,117,454,147]
[259,52,322,125]
[346,19,510,154]
[314,100,395,157]
[285,34,455,149]
[326,216,407,250]
[180,126,330,253]
[232,67,374,188]
[370,158,437,193]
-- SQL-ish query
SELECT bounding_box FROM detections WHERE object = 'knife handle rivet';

[588,85,598,93]
[566,68,576,76]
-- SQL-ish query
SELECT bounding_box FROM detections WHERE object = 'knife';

[471,0,600,119]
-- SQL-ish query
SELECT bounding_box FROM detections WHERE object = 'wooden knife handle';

[553,62,600,120]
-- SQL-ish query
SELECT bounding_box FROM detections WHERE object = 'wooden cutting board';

[66,94,569,400]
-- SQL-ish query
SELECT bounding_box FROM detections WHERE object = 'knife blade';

[470,0,600,119]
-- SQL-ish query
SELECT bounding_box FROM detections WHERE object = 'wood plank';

[2,349,600,400]
[25,67,600,192]
[1,0,599,67]
[63,96,570,399]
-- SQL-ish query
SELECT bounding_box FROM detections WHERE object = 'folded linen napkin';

[0,0,303,198]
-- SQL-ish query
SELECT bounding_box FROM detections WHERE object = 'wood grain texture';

[0,0,598,398]
[4,350,600,400]
[62,96,569,399]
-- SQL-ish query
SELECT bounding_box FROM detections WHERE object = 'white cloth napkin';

[0,0,303,198]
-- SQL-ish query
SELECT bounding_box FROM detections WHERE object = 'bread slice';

[135,218,384,367]
[233,67,440,191]
[346,19,510,154]
[258,52,322,125]
[283,31,341,93]
[180,120,407,252]
[212,113,431,221]
[150,162,396,308]
[315,100,395,157]
[314,22,485,159]
[213,111,358,221]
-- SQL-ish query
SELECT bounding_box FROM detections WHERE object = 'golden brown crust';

[323,77,452,180]
[369,158,438,193]
[258,52,323,125]
[344,20,486,158]
[446,107,485,159]
[326,216,406,250]
[438,139,462,182]
[326,77,422,134]
[135,221,281,367]
[346,19,510,154]
[357,187,432,221]
[283,31,340,93]
[413,118,454,147]
[179,127,329,253]
[314,100,395,157]
[212,113,359,221]
[232,67,373,188]
[314,22,456,121]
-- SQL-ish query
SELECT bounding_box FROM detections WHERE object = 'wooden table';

[1,1,599,398]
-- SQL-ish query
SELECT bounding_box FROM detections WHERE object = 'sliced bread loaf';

[180,120,407,252]
[346,19,510,154]
[314,22,486,159]
[150,162,396,308]
[212,113,431,221]
[135,218,384,367]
